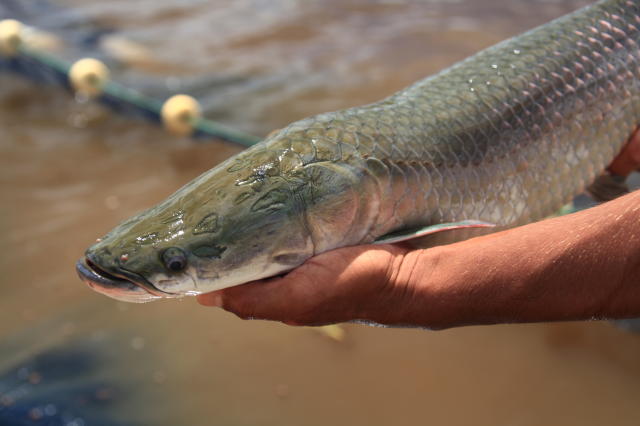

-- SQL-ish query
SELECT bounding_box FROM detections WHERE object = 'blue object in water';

[0,342,135,426]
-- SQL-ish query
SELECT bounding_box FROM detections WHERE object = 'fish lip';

[76,256,170,300]
[75,258,157,303]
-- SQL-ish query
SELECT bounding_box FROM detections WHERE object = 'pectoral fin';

[374,220,496,245]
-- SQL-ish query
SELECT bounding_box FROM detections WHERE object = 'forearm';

[400,191,640,328]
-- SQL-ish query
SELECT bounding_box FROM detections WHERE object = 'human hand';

[609,126,640,176]
[197,244,419,325]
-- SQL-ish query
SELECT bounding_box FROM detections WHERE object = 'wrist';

[399,191,640,328]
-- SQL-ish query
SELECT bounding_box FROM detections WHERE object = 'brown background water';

[1,0,639,425]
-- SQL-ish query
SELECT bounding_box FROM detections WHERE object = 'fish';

[77,0,640,303]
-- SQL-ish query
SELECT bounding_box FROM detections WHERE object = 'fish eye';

[162,247,187,272]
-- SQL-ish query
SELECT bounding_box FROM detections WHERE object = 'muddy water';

[1,0,640,425]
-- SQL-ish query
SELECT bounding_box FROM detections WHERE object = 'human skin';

[197,131,640,329]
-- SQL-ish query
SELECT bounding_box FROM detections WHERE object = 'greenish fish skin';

[79,0,640,302]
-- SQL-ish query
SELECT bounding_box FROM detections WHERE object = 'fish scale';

[261,0,640,240]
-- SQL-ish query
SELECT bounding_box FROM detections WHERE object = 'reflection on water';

[1,0,640,425]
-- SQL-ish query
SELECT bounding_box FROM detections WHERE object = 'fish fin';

[373,220,496,245]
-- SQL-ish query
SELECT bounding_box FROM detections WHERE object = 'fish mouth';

[76,257,163,303]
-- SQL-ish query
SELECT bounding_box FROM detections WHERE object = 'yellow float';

[161,94,201,136]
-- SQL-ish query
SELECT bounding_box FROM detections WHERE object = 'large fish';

[77,0,640,303]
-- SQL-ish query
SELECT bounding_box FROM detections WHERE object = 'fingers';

[196,244,412,325]
[608,127,640,176]
[196,291,223,307]
[197,274,307,322]
[197,259,343,324]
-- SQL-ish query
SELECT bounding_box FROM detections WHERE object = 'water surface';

[1,1,639,425]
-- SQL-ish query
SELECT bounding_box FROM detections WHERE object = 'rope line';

[0,20,261,147]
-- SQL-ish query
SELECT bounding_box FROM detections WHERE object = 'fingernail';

[197,292,223,307]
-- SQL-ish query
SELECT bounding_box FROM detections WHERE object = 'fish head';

[76,155,316,302]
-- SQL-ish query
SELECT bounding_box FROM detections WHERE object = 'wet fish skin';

[80,0,640,301]
[238,0,640,247]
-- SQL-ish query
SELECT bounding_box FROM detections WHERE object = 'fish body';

[78,0,640,302]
